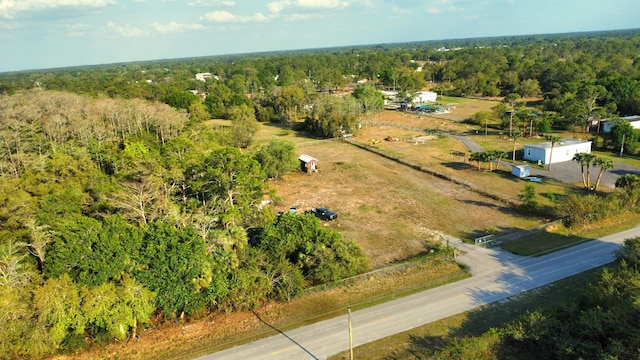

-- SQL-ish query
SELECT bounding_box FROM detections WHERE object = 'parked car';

[307,207,338,221]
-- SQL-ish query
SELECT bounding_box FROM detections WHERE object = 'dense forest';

[0,90,368,357]
[1,29,640,358]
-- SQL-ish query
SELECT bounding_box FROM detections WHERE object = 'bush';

[558,193,620,228]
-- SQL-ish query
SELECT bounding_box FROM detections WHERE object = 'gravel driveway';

[526,159,640,189]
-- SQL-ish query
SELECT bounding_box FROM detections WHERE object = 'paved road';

[196,227,640,360]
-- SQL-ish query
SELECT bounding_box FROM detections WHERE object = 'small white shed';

[298,154,318,173]
[511,164,531,178]
[523,138,592,165]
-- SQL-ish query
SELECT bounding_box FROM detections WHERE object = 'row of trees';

[572,152,614,191]
[469,150,507,171]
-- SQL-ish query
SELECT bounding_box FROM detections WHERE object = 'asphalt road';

[196,226,640,360]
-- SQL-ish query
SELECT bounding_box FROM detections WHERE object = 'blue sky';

[0,0,638,72]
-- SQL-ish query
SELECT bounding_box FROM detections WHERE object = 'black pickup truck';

[307,207,338,221]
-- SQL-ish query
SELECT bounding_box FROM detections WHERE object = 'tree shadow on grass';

[251,310,320,360]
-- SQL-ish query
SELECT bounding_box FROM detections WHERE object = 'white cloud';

[188,0,236,6]
[267,1,288,14]
[267,0,347,14]
[201,0,348,25]
[152,21,206,34]
[296,0,345,9]
[391,6,410,14]
[201,10,270,23]
[0,0,115,19]
[65,22,89,36]
[107,21,149,37]
[281,13,314,21]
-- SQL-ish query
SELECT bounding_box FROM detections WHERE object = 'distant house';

[412,91,437,103]
[195,72,218,82]
[523,138,592,165]
[601,115,640,133]
[298,154,318,173]
[511,164,531,178]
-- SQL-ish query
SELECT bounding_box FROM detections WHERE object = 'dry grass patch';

[273,139,541,268]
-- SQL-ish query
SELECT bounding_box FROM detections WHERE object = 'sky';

[0,0,638,73]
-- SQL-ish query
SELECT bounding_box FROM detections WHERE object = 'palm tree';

[469,152,484,171]
[592,157,614,191]
[504,93,521,138]
[583,153,597,189]
[486,151,496,171]
[511,131,522,161]
[545,135,562,171]
[491,150,507,171]
[572,152,590,189]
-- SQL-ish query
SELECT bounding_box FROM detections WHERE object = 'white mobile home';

[412,91,437,103]
[601,115,640,133]
[523,138,592,165]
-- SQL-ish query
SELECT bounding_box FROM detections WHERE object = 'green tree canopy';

[186,147,266,228]
[134,221,210,318]
[253,138,299,179]
[46,215,143,287]
[259,213,368,285]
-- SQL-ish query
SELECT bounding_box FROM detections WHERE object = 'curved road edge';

[196,226,640,360]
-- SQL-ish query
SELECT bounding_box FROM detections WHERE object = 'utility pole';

[485,118,488,139]
[620,133,625,157]
[348,305,353,360]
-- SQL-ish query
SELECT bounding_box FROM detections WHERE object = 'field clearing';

[204,102,551,267]
[273,140,542,268]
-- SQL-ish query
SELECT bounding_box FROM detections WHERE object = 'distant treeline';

[2,30,639,138]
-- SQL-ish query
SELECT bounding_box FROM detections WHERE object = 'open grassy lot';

[272,137,543,267]
[347,104,577,216]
